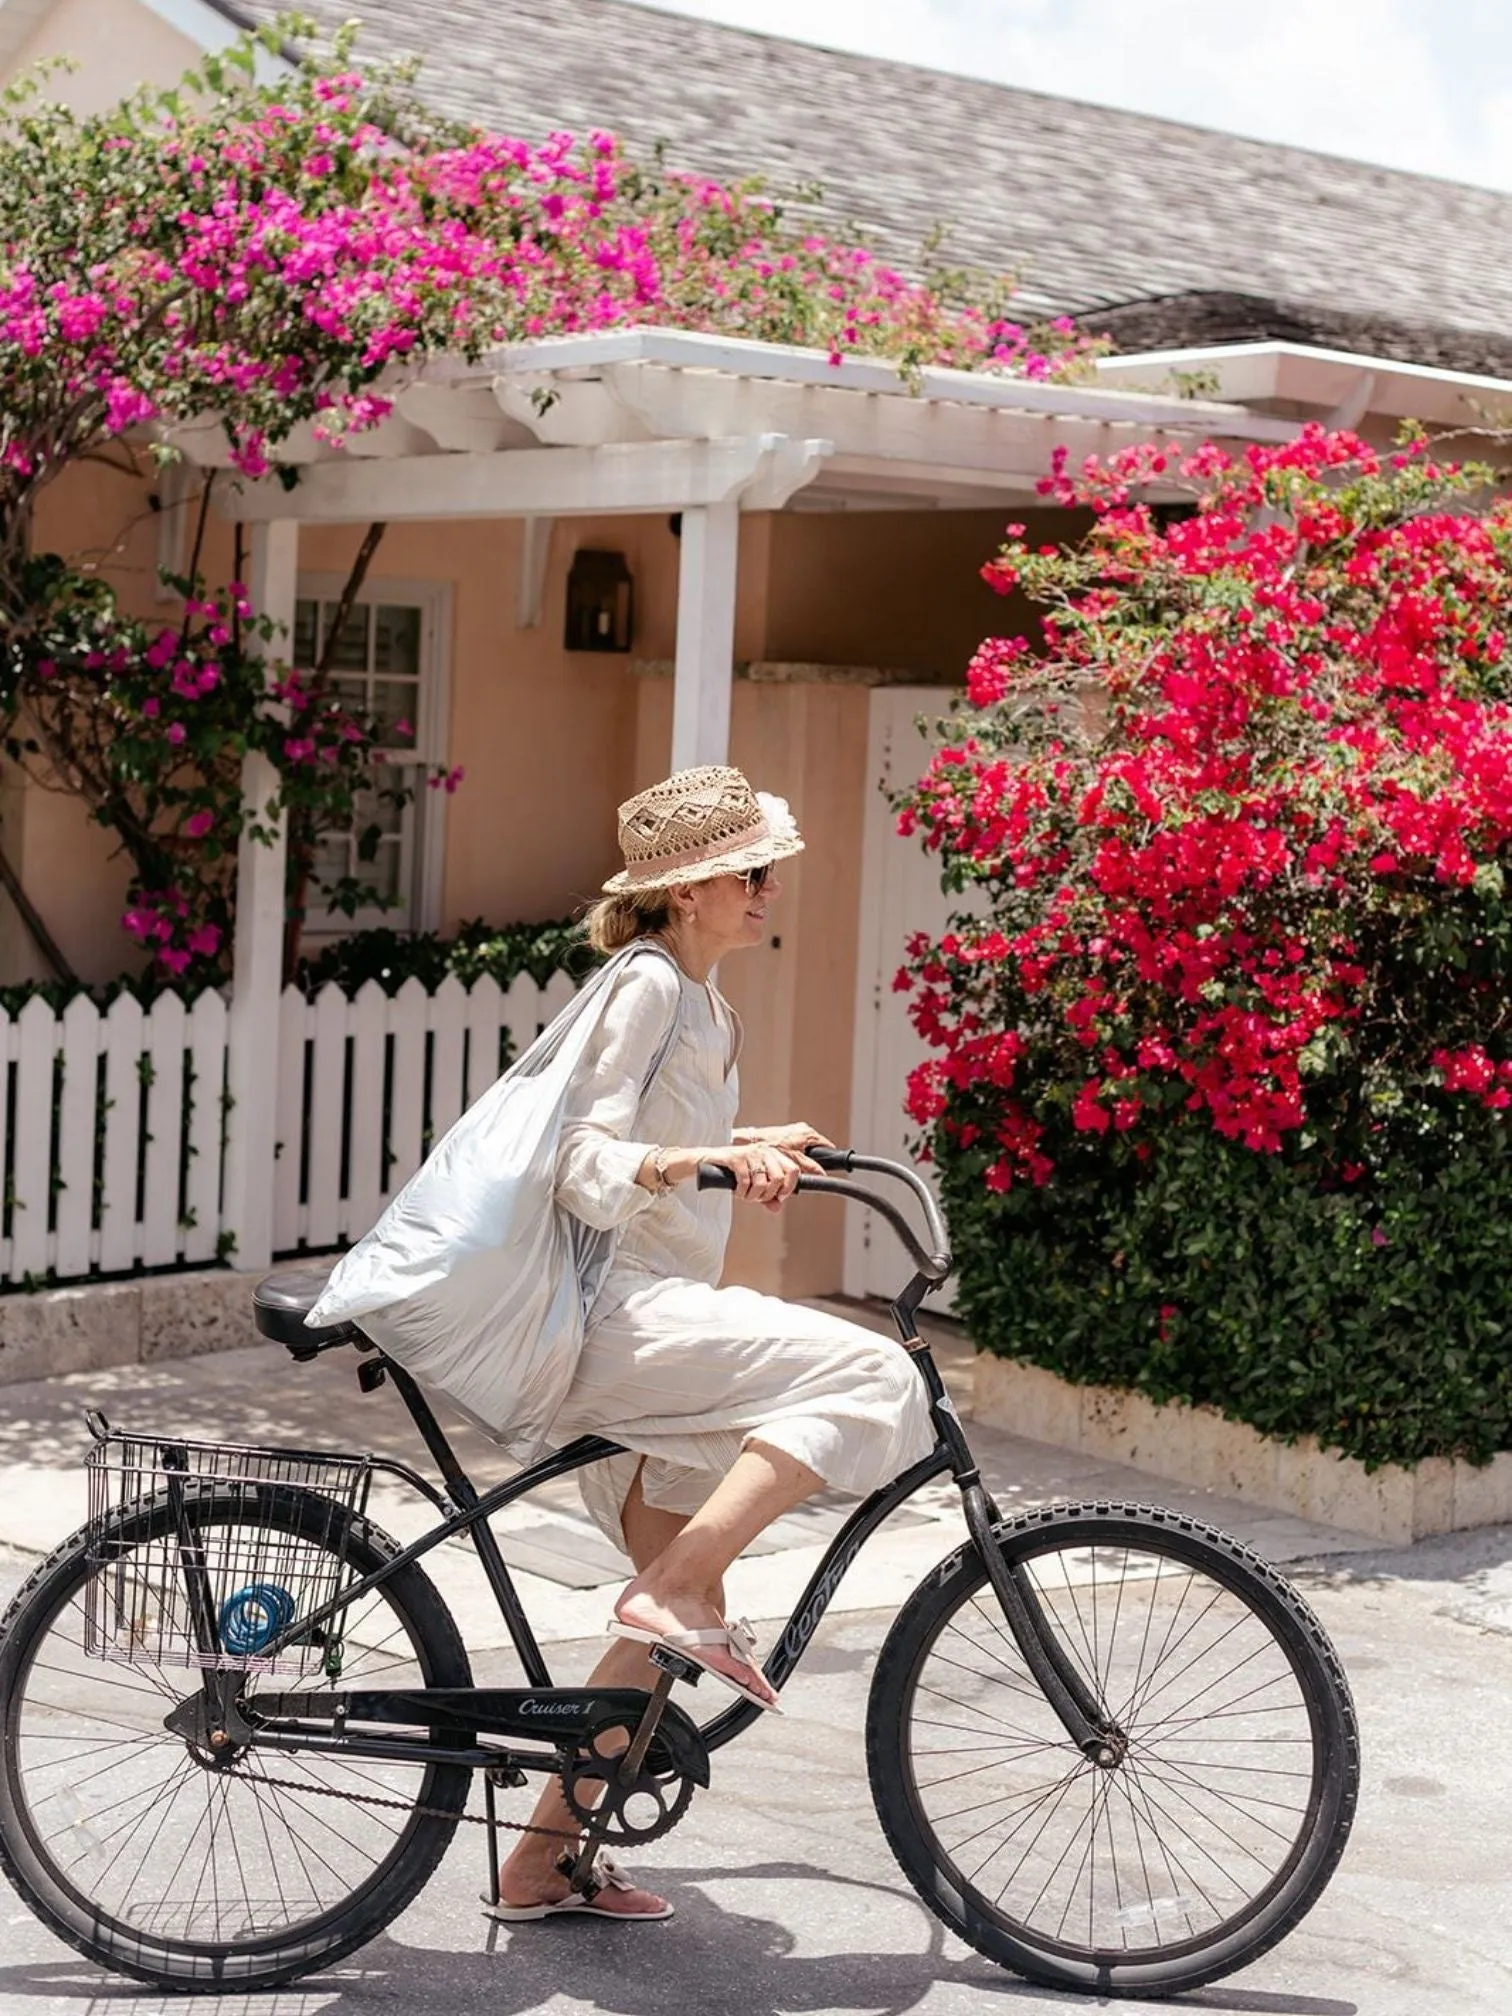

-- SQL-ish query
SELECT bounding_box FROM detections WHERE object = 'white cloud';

[643,0,1512,190]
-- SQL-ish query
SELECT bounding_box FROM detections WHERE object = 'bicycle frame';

[235,1266,1115,1776]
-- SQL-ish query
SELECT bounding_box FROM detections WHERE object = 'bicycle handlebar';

[695,1147,952,1284]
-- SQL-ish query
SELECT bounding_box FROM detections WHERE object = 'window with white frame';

[292,578,450,936]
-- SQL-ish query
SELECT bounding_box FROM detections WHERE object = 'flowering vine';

[0,20,1097,981]
[895,425,1512,1193]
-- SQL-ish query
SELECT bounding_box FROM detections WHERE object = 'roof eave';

[1097,339,1512,429]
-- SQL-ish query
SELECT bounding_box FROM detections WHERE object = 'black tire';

[866,1502,1358,1998]
[0,1483,472,1992]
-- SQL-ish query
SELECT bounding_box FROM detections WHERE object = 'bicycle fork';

[904,1332,1126,1767]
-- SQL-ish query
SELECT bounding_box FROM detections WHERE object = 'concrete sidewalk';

[3,1307,1511,2015]
[0,1298,1376,1658]
[3,1528,1512,2015]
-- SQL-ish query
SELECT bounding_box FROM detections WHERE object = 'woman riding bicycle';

[0,760,1358,1990]
[486,765,933,1919]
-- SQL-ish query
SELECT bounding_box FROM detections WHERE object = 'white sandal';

[608,1610,784,1715]
[482,1849,674,1923]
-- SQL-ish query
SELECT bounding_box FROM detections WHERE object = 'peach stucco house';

[5,0,1512,1310]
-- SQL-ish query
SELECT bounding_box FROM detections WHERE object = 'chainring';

[559,1715,697,1846]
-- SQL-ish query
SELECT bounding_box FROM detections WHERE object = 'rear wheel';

[867,1503,1358,1998]
[0,1484,471,1991]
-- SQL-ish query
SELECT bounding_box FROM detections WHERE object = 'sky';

[639,0,1512,192]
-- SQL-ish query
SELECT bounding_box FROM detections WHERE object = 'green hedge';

[942,1116,1512,1471]
[293,916,601,997]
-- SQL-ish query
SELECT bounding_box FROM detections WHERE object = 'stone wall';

[0,1271,258,1385]
[974,1352,1512,1545]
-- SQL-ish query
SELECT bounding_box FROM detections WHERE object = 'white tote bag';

[305,941,683,1459]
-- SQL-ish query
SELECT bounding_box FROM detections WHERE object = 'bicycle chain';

[224,1762,578,1841]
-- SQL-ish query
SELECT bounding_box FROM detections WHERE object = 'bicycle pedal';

[648,1644,703,1685]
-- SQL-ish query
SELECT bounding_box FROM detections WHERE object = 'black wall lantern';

[564,548,634,652]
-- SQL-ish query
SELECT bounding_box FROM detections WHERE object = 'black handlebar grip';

[697,1148,853,1187]
[806,1145,855,1173]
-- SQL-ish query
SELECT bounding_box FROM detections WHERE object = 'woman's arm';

[554,962,681,1231]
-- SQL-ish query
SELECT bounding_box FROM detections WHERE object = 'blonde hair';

[582,888,675,955]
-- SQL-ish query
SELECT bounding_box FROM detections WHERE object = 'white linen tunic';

[548,954,936,1550]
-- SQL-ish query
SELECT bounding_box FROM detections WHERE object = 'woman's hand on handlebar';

[703,1139,814,1211]
[734,1122,834,1165]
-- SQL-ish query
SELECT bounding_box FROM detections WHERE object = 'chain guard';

[559,1716,697,1845]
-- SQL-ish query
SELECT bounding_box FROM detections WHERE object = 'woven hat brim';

[601,830,805,896]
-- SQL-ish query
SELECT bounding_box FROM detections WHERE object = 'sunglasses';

[744,863,773,896]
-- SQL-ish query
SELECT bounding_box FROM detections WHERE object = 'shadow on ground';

[0,1860,1358,2016]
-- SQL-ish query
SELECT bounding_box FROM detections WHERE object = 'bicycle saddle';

[252,1265,357,1356]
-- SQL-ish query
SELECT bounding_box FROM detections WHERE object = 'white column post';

[222,518,298,1275]
[671,499,739,769]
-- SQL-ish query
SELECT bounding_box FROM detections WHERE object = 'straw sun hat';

[602,765,805,895]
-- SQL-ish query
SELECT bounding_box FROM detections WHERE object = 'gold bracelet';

[652,1146,676,1193]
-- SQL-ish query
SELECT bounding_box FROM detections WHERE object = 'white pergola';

[197,327,1303,766]
[199,326,1305,1268]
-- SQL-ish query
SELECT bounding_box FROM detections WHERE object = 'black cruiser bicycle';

[0,1149,1358,1997]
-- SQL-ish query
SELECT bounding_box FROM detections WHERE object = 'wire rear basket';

[83,1428,374,1676]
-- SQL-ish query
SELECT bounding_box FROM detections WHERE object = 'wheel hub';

[164,1685,253,1769]
[1085,1726,1129,1770]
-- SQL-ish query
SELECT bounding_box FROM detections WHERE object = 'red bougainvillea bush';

[0,22,1095,982]
[896,426,1512,1467]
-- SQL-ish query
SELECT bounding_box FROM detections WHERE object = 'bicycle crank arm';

[959,1481,1124,1763]
[247,1686,712,1785]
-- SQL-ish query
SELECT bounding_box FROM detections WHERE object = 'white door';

[845,687,982,1308]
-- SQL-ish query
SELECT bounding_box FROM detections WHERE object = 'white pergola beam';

[394,381,529,452]
[223,518,297,1274]
[742,436,834,510]
[594,362,1289,477]
[818,452,1054,500]
[672,501,740,769]
[221,437,788,523]
[488,327,1297,436]
[494,375,649,446]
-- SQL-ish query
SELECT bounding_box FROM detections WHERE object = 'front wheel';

[867,1503,1358,1999]
[0,1484,472,1991]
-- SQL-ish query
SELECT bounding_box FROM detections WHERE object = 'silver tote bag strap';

[567,938,685,1317]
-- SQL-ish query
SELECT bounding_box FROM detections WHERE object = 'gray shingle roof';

[226,0,1512,364]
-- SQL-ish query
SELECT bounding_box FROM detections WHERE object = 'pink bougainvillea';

[0,25,1097,981]
[896,425,1512,1190]
[0,34,1096,508]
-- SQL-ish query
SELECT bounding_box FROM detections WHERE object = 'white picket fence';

[272,970,576,1257]
[0,970,571,1287]
[0,988,230,1284]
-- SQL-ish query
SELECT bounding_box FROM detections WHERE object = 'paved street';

[0,1314,1509,2013]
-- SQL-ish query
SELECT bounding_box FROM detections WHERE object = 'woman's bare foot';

[613,1577,779,1708]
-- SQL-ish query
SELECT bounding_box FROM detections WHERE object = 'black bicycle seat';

[252,1265,357,1357]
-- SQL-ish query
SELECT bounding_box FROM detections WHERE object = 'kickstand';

[482,1759,527,1905]
[564,1649,700,1893]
